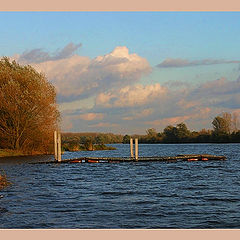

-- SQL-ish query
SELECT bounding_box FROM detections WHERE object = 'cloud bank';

[157,58,240,68]
[11,43,240,133]
[19,42,82,63]
[23,45,151,103]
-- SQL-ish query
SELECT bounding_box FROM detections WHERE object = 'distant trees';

[212,112,240,135]
[0,57,59,153]
[60,112,240,149]
[146,128,157,137]
[210,112,240,142]
[61,133,117,152]
[212,113,231,135]
[163,123,190,143]
[232,112,240,132]
[123,134,131,144]
[83,138,93,151]
[62,132,123,145]
[122,113,240,144]
[145,128,160,143]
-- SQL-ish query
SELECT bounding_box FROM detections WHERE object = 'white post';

[135,138,138,161]
[54,131,58,161]
[57,132,61,162]
[130,138,134,158]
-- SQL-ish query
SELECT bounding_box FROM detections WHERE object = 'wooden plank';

[54,131,58,161]
[135,138,138,160]
[130,138,134,158]
[57,132,61,162]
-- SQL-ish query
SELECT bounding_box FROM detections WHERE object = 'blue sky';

[1,12,240,133]
[1,12,240,62]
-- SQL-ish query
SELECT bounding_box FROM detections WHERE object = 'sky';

[1,12,240,134]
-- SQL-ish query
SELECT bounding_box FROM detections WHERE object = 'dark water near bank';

[0,143,240,229]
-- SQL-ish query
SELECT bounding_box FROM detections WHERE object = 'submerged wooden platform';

[32,154,226,164]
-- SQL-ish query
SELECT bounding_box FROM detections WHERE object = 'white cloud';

[15,45,151,108]
[9,44,240,133]
[23,46,151,103]
[95,83,167,108]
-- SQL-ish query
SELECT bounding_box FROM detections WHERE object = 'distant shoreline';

[1,141,239,158]
[0,145,116,158]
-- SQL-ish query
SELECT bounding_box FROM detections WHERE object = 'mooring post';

[135,138,138,161]
[57,132,61,162]
[54,131,58,161]
[130,138,134,158]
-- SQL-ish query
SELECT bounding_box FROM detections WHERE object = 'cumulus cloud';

[9,44,240,133]
[157,58,240,68]
[19,42,82,63]
[95,83,167,108]
[59,74,240,133]
[141,76,240,131]
[28,46,151,103]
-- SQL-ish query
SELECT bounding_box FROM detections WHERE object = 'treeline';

[62,112,240,146]
[124,126,240,144]
[123,112,240,144]
[62,132,123,151]
[62,132,123,144]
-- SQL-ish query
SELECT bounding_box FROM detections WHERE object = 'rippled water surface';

[0,143,240,228]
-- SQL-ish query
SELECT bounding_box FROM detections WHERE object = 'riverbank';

[0,149,48,158]
[0,149,27,158]
[0,173,10,190]
[0,144,116,158]
[62,143,116,152]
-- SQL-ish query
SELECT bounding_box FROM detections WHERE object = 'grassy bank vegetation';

[63,143,116,152]
[0,172,10,190]
[0,149,26,158]
[0,149,46,158]
[62,141,116,152]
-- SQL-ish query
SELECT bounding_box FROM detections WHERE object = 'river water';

[0,143,240,228]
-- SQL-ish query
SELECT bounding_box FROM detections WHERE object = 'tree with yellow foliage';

[0,57,60,154]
